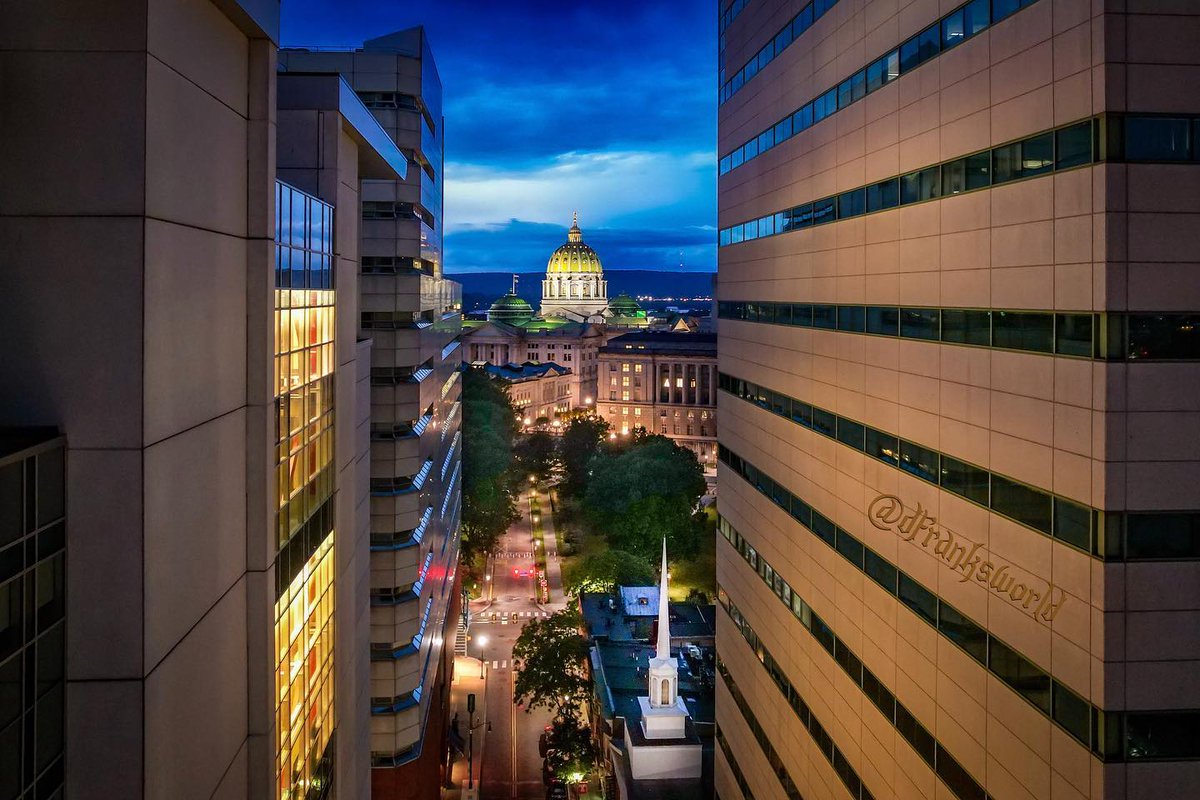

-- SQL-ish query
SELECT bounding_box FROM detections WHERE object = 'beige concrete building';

[279,30,464,800]
[598,332,718,468]
[715,2,1200,800]
[479,362,575,422]
[0,5,417,799]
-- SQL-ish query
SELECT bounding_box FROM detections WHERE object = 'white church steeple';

[646,539,682,716]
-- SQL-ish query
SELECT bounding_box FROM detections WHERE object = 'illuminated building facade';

[716,1,1200,799]
[280,30,465,799]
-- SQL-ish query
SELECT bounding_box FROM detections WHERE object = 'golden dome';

[546,212,603,274]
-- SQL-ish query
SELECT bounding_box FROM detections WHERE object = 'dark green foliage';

[512,607,591,715]
[562,549,656,595]
[558,416,611,497]
[515,430,557,482]
[461,368,520,562]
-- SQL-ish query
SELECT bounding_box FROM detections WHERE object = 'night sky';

[282,0,716,273]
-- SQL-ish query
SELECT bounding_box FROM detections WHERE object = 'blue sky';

[282,0,716,273]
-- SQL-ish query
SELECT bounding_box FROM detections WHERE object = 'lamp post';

[477,635,489,680]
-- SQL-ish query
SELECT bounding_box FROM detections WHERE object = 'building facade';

[279,30,465,800]
[598,332,718,469]
[716,2,1200,800]
[481,362,575,422]
[0,431,66,800]
[0,5,412,798]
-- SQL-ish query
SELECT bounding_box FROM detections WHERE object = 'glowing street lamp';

[477,634,489,678]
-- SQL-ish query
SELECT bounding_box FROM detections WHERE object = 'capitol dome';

[546,213,603,274]
[487,293,534,324]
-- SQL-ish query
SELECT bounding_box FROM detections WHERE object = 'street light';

[477,635,489,679]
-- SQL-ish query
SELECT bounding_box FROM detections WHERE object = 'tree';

[515,430,557,483]
[562,549,656,595]
[581,434,707,561]
[544,708,597,782]
[558,416,610,497]
[461,368,520,563]
[513,607,591,715]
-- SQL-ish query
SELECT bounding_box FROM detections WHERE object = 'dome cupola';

[547,212,603,274]
[487,293,533,324]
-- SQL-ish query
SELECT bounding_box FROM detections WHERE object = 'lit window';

[622,363,630,372]
[622,391,630,401]
[634,364,643,373]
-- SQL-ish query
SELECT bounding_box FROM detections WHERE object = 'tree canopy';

[461,368,519,562]
[512,607,591,715]
[557,416,610,497]
[562,549,656,595]
[515,429,557,483]
[581,433,707,561]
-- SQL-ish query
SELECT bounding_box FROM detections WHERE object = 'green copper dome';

[487,293,534,324]
[547,213,603,275]
[608,293,642,315]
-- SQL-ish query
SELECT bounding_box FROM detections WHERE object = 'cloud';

[445,218,715,273]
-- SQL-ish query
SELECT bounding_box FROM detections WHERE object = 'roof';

[483,361,571,382]
[589,640,715,727]
[547,215,603,274]
[620,586,660,617]
[600,331,717,357]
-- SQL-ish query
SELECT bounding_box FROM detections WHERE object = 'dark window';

[895,703,936,764]
[1056,121,1093,169]
[865,428,900,465]
[812,196,836,225]
[942,158,967,195]
[1126,712,1200,760]
[790,303,813,327]
[1054,498,1092,551]
[811,614,836,657]
[838,188,865,219]
[793,203,815,228]
[866,178,900,212]
[993,141,1023,184]
[1127,314,1200,360]
[900,166,941,204]
[866,58,885,93]
[810,715,834,758]
[898,574,938,625]
[1022,132,1055,177]
[900,308,940,340]
[811,512,837,547]
[993,311,1053,352]
[1056,313,1094,357]
[0,577,22,663]
[992,0,1021,21]
[812,304,837,329]
[836,418,866,451]
[791,400,814,429]
[790,496,812,527]
[917,24,940,63]
[867,306,900,336]
[1053,682,1092,745]
[935,749,986,800]
[963,0,990,36]
[835,529,865,568]
[793,104,813,133]
[861,667,896,720]
[899,35,920,73]
[837,78,853,110]
[811,408,836,438]
[988,638,1051,713]
[942,9,965,49]
[837,306,866,332]
[899,440,939,483]
[938,602,987,664]
[942,309,991,346]
[966,151,991,189]
[775,116,793,143]
[940,455,990,506]
[1125,117,1192,161]
[833,748,861,797]
[864,548,898,594]
[0,464,19,549]
[991,475,1053,534]
[1125,513,1200,560]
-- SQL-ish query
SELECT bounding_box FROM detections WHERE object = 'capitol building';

[462,214,650,408]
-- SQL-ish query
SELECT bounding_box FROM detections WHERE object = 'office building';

[715,2,1200,800]
[279,30,464,800]
[598,332,718,468]
[0,4,413,798]
[0,431,65,800]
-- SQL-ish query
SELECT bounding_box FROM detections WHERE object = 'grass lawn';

[669,507,716,602]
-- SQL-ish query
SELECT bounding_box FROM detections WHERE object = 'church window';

[661,679,671,705]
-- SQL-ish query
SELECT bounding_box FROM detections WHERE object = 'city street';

[462,486,571,800]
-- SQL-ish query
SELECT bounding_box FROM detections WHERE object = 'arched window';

[660,678,670,705]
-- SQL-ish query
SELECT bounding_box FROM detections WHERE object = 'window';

[991,475,1052,534]
[1127,314,1200,360]
[1056,121,1093,169]
[835,418,865,450]
[866,178,899,212]
[898,574,937,625]
[940,456,989,505]
[837,305,865,332]
[938,602,987,663]
[1125,116,1192,161]
[988,639,1050,713]
[1126,712,1200,760]
[993,311,1054,353]
[942,309,991,346]
[865,428,899,465]
[899,440,939,482]
[942,9,965,48]
[900,308,940,340]
[866,306,899,336]
[1125,513,1200,560]
[900,166,940,204]
[963,0,989,36]
[1055,314,1094,357]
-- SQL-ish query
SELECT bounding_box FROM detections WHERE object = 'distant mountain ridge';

[450,269,716,312]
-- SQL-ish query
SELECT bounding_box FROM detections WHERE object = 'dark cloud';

[444,218,715,273]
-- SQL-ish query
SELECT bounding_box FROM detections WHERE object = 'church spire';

[656,538,670,661]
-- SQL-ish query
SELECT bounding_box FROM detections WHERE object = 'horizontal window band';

[715,725,756,800]
[719,372,1200,561]
[718,595,983,800]
[720,114,1200,245]
[720,0,1040,167]
[717,450,1200,761]
[720,0,839,107]
[717,652,827,800]
[718,302,1200,362]
[274,497,334,600]
[718,0,752,35]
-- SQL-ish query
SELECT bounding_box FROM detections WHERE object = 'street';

[462,485,570,800]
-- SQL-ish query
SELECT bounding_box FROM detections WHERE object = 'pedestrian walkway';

[538,488,567,610]
[444,656,488,800]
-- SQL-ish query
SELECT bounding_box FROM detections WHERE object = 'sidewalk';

[443,656,488,800]
[538,487,567,611]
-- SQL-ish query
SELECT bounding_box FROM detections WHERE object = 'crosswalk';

[474,610,552,625]
[494,551,534,559]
